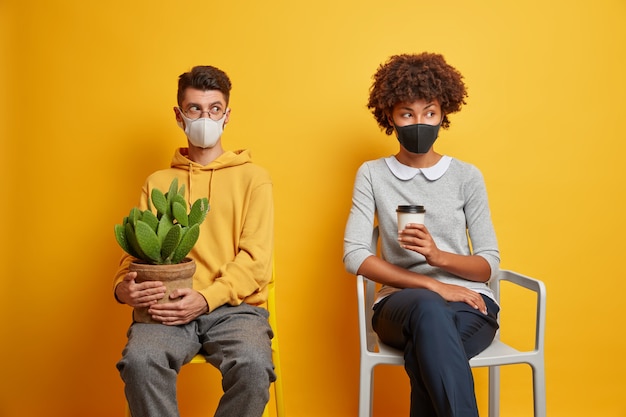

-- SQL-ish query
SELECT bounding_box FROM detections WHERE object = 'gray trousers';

[117,303,275,417]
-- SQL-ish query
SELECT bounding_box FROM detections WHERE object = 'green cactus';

[114,178,210,265]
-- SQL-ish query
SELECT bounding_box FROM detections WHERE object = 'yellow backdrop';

[2,1,625,416]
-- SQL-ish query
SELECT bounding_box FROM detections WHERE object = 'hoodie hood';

[171,147,252,171]
[171,147,253,205]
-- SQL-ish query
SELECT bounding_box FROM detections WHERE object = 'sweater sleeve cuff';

[198,280,233,313]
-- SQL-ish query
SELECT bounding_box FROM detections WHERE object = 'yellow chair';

[124,264,285,417]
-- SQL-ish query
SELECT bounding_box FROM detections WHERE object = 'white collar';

[384,155,452,180]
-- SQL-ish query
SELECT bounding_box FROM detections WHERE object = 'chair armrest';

[496,269,547,352]
[499,270,545,294]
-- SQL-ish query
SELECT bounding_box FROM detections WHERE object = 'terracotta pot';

[129,258,196,324]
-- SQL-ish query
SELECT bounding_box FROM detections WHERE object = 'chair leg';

[488,365,500,417]
[262,374,284,417]
[261,402,270,417]
[359,362,374,417]
[488,361,547,417]
[532,360,547,417]
[272,344,286,417]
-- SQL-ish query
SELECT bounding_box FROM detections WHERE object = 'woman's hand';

[399,223,492,283]
[398,223,443,266]
[432,280,487,314]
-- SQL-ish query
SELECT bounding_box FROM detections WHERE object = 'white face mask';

[177,111,227,149]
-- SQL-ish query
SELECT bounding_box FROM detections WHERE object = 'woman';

[343,53,500,417]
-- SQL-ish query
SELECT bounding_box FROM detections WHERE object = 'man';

[114,65,275,417]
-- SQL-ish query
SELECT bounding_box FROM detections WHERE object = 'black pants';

[372,288,499,417]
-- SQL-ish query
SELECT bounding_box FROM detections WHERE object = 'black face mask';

[394,121,441,154]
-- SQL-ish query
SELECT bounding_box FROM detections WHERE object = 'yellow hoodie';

[113,147,274,312]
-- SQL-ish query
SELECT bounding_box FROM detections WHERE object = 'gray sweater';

[343,156,500,301]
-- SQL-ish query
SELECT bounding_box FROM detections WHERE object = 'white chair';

[357,269,546,417]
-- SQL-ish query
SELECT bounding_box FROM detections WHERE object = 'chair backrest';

[264,256,286,417]
[267,258,283,360]
[357,275,378,353]
[357,227,383,353]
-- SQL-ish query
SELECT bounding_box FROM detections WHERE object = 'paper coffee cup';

[397,205,426,230]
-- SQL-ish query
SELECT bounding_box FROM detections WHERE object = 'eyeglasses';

[179,105,225,121]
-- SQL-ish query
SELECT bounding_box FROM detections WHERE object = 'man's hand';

[115,272,166,308]
[148,289,209,326]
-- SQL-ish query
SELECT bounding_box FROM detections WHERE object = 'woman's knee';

[405,289,447,318]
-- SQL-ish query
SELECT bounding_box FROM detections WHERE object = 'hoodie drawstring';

[188,163,193,208]
[187,162,214,207]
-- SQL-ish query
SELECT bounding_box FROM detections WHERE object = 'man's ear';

[223,108,231,126]
[173,107,186,130]
[173,107,183,123]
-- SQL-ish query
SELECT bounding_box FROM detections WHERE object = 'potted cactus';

[114,177,209,323]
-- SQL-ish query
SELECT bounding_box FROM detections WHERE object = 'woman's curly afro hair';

[367,53,468,135]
